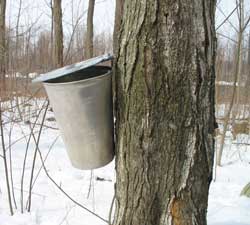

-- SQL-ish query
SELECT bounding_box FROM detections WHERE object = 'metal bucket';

[43,66,114,169]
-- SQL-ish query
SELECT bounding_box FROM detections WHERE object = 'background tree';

[246,30,250,86]
[0,0,6,97]
[53,0,63,67]
[113,1,216,225]
[216,0,250,166]
[85,0,95,59]
[113,0,123,56]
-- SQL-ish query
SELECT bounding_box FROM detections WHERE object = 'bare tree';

[0,0,6,97]
[246,30,250,87]
[113,0,123,56]
[53,0,63,67]
[113,1,216,225]
[50,0,54,61]
[85,0,95,59]
[0,103,14,215]
[14,0,24,122]
[64,1,87,64]
[217,0,250,166]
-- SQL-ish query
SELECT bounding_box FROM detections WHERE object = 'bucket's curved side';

[44,72,114,169]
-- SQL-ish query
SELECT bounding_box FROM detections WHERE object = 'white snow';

[215,81,246,87]
[0,100,250,225]
[208,136,250,225]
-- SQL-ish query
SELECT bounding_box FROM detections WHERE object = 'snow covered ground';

[208,136,250,225]
[0,101,250,225]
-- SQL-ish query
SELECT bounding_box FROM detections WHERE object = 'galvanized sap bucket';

[33,54,114,170]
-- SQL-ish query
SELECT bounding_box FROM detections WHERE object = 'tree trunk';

[216,0,244,166]
[246,30,250,88]
[0,0,6,97]
[113,0,123,56]
[85,0,95,59]
[113,1,216,225]
[53,0,63,68]
[50,0,54,69]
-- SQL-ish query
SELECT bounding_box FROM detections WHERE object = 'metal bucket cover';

[33,54,113,83]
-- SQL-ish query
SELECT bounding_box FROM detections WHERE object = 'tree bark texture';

[0,0,6,96]
[113,0,124,56]
[85,0,95,59]
[114,1,216,225]
[53,0,63,68]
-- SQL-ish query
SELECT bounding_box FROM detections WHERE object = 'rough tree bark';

[53,0,63,68]
[85,0,95,59]
[113,0,123,56]
[0,0,6,96]
[114,1,216,225]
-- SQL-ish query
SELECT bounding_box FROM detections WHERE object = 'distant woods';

[0,0,112,99]
[216,0,250,166]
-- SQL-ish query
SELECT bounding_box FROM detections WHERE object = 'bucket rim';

[43,69,112,86]
[32,54,113,83]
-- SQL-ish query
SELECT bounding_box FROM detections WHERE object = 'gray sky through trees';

[5,0,250,46]
[6,0,115,36]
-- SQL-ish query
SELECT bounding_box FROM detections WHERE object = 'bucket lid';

[32,54,113,83]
